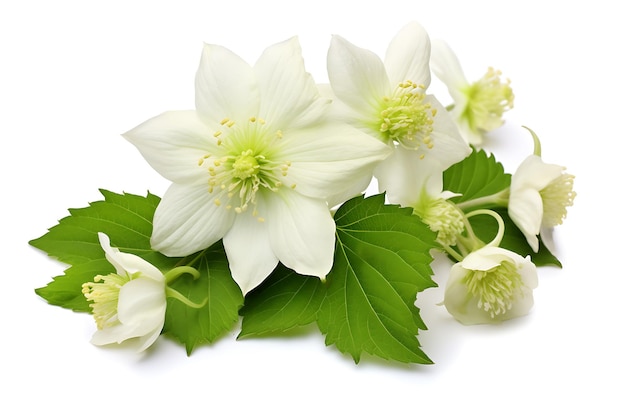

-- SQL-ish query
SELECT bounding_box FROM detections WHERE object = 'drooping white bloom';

[430,40,514,146]
[82,233,166,351]
[509,154,576,252]
[123,38,390,294]
[326,22,470,204]
[444,246,538,325]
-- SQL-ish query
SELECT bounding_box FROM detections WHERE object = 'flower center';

[198,117,292,218]
[462,260,524,318]
[82,273,132,329]
[377,80,436,153]
[462,67,514,132]
[414,198,464,246]
[540,172,576,227]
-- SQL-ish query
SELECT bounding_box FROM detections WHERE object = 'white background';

[2,1,624,415]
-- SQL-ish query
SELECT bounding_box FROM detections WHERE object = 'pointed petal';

[195,43,259,124]
[151,183,235,256]
[327,35,390,116]
[255,37,328,129]
[223,199,278,295]
[98,233,164,281]
[423,96,471,168]
[375,146,443,207]
[277,123,391,198]
[508,188,543,252]
[266,191,335,278]
[123,110,219,184]
[384,21,431,87]
[430,39,469,92]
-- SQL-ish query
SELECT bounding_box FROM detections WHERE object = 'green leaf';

[30,190,243,353]
[164,242,243,355]
[238,264,325,337]
[317,194,436,364]
[443,147,510,205]
[34,259,113,312]
[29,189,160,265]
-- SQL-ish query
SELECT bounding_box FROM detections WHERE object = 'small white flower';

[509,154,576,252]
[82,233,166,352]
[124,37,389,294]
[444,246,538,325]
[430,40,514,146]
[326,22,470,204]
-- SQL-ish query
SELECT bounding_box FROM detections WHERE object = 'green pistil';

[463,260,523,318]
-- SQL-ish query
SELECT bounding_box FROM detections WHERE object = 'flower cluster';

[32,21,575,362]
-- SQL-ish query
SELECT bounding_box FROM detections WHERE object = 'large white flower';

[430,40,514,146]
[82,233,166,351]
[123,37,389,294]
[444,246,538,325]
[509,154,576,252]
[326,22,470,204]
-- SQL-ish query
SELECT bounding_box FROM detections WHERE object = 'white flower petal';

[327,35,390,116]
[117,278,166,328]
[375,146,443,207]
[223,198,279,295]
[98,233,164,281]
[123,110,218,184]
[422,96,471,168]
[266,191,335,278]
[430,39,469,93]
[384,21,431,87]
[151,183,235,256]
[255,37,328,129]
[195,43,260,124]
[509,189,543,252]
[278,123,391,198]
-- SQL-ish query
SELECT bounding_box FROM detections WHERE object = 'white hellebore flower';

[124,38,389,294]
[82,233,166,351]
[430,40,514,146]
[509,154,576,252]
[327,22,470,205]
[444,246,538,325]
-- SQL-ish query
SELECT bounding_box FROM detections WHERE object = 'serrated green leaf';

[34,259,113,312]
[317,194,436,364]
[238,264,325,338]
[164,242,243,354]
[443,148,510,205]
[29,189,160,265]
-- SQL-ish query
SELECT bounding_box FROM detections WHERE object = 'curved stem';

[165,287,208,309]
[164,266,200,285]
[466,209,506,248]
[440,243,465,262]
[522,125,542,157]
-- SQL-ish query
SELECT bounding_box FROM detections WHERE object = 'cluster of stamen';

[82,273,133,329]
[417,198,465,246]
[540,172,576,227]
[462,260,524,318]
[198,117,293,220]
[378,80,436,154]
[463,67,514,132]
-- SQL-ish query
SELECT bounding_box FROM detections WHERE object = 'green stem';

[522,125,542,157]
[466,209,506,248]
[165,287,208,309]
[164,266,200,285]
[456,188,510,211]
